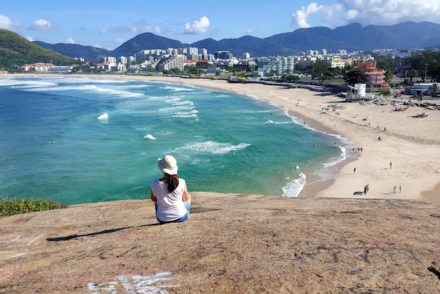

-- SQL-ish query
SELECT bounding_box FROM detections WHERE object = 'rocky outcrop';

[1,193,439,293]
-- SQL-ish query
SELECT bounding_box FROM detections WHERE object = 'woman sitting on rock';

[150,155,191,223]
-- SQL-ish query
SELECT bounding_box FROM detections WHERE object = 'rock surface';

[1,193,440,293]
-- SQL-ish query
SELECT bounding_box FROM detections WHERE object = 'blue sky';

[1,0,439,49]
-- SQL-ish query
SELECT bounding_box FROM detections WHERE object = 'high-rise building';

[243,52,251,60]
[214,51,232,60]
[188,47,198,56]
[129,56,136,63]
[322,49,327,55]
[159,54,185,71]
[107,56,117,64]
[120,56,127,65]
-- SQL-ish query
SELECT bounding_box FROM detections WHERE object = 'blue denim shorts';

[155,201,190,223]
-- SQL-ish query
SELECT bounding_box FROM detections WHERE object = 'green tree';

[430,83,439,97]
[344,67,366,85]
[280,74,300,83]
[410,51,440,82]
[409,69,419,83]
[311,60,335,83]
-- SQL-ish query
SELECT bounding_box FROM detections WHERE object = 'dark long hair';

[165,173,179,193]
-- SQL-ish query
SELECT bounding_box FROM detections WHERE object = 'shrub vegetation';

[0,199,65,217]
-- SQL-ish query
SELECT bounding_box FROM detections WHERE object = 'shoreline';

[2,73,439,201]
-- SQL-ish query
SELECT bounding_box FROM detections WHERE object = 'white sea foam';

[97,112,109,121]
[119,84,150,89]
[159,96,198,119]
[281,173,306,197]
[58,78,129,84]
[265,119,292,125]
[173,109,198,117]
[172,100,194,107]
[174,113,199,119]
[0,79,56,88]
[175,141,250,155]
[159,105,194,113]
[164,86,193,92]
[323,146,346,168]
[26,84,144,98]
[144,134,156,140]
[283,108,356,169]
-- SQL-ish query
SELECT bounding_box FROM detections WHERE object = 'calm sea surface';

[0,77,342,204]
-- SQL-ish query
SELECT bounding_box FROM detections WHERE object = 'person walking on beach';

[364,185,367,194]
[399,185,401,193]
[393,186,397,194]
[353,167,357,174]
[390,162,392,169]
[150,155,191,223]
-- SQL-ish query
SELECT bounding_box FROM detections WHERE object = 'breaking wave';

[175,141,250,155]
[25,84,144,98]
[281,173,306,197]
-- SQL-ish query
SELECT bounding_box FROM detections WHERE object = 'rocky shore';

[1,193,440,293]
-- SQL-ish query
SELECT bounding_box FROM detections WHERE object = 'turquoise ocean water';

[0,77,345,204]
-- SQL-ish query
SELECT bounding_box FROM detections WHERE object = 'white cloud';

[292,3,326,28]
[0,14,13,29]
[109,21,161,34]
[26,36,33,42]
[29,18,55,31]
[67,37,75,44]
[291,3,342,28]
[293,1,440,28]
[339,0,440,25]
[345,9,359,20]
[184,16,210,34]
[246,28,260,35]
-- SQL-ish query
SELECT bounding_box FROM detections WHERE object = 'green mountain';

[0,29,76,70]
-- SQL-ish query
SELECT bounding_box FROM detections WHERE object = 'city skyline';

[1,0,440,50]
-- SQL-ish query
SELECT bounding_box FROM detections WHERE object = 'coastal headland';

[1,73,440,292]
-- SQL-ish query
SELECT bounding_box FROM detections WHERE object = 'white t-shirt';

[151,178,187,222]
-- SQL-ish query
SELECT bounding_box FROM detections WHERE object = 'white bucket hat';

[157,155,178,175]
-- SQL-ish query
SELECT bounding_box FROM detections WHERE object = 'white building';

[188,47,198,56]
[120,56,127,65]
[243,52,251,60]
[129,56,136,63]
[107,56,117,64]
[117,63,126,73]
[257,56,294,75]
[159,55,185,71]
[322,49,327,56]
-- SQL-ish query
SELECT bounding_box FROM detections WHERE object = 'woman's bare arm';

[183,182,191,203]
[150,191,157,202]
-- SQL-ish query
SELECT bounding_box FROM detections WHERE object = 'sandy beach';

[2,73,440,201]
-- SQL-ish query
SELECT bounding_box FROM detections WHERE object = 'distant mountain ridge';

[34,41,109,61]
[35,21,440,61]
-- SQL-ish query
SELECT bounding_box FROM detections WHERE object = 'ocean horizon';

[0,76,347,204]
